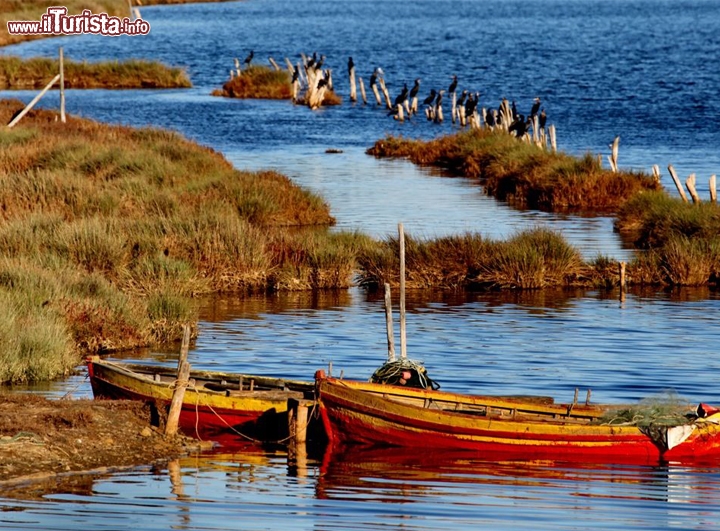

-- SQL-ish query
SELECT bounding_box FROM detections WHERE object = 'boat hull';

[87,358,314,445]
[316,375,720,463]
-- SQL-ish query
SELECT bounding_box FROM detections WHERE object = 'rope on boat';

[182,381,317,445]
[370,358,440,390]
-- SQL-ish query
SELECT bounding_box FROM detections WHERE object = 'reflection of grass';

[368,129,661,211]
[0,56,191,89]
[0,98,362,382]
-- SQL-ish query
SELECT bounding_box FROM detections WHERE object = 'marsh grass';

[358,227,585,290]
[0,98,351,382]
[214,65,292,99]
[368,129,660,211]
[0,56,192,89]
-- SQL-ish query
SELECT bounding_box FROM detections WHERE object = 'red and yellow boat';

[87,357,315,445]
[315,370,720,463]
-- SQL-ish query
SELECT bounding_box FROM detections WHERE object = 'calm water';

[2,0,720,529]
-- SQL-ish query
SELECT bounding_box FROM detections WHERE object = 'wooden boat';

[86,357,316,445]
[315,370,720,463]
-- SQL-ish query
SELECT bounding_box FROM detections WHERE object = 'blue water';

[2,0,720,529]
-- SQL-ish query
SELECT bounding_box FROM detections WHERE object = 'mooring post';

[549,124,557,152]
[349,65,357,102]
[379,78,392,110]
[395,103,405,122]
[358,77,368,104]
[652,164,661,184]
[398,223,407,359]
[165,325,191,436]
[668,165,689,202]
[268,57,281,71]
[619,261,626,291]
[59,47,65,123]
[686,173,701,203]
[384,283,396,362]
[710,175,717,203]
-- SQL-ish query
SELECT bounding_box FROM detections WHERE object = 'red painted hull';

[316,375,720,464]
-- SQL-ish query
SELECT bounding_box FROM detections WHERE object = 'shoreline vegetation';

[0,98,371,383]
[0,55,191,89]
[368,129,661,211]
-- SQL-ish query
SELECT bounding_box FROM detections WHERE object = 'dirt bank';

[0,394,207,498]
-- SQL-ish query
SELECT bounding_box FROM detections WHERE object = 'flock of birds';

[237,50,553,142]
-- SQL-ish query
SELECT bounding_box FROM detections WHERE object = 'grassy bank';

[0,56,191,89]
[0,98,372,383]
[368,129,661,211]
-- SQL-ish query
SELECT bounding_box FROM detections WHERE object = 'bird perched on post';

[530,97,541,118]
[539,108,547,130]
[348,57,355,74]
[448,75,458,94]
[389,83,409,116]
[243,50,254,67]
[408,78,421,114]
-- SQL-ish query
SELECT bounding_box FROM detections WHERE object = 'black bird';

[530,97,541,117]
[394,83,409,107]
[409,78,421,99]
[369,68,378,87]
[291,65,299,83]
[348,57,355,74]
[315,54,326,70]
[509,114,528,137]
[465,93,477,117]
[457,89,469,107]
[538,108,547,129]
[448,75,458,94]
[306,51,318,68]
[422,88,437,106]
[511,100,519,121]
[484,108,495,127]
[243,50,254,66]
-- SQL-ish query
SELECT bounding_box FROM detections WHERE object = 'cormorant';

[422,88,437,106]
[409,78,421,99]
[348,57,355,75]
[539,108,547,129]
[448,75,458,94]
[315,54,326,70]
[530,97,541,117]
[511,100,519,121]
[243,50,254,66]
[292,65,299,83]
[307,52,318,68]
[394,83,409,107]
[457,89,469,107]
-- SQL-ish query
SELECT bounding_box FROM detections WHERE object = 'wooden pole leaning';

[668,165,689,202]
[358,77,368,105]
[165,325,191,436]
[398,223,407,359]
[7,74,61,128]
[685,173,701,203]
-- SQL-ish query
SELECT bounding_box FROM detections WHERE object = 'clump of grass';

[214,65,292,99]
[358,227,584,290]
[0,98,346,382]
[0,56,191,90]
[368,129,660,211]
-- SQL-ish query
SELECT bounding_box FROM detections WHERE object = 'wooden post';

[710,175,717,203]
[268,57,281,71]
[384,283,396,362]
[59,47,65,123]
[288,398,309,445]
[451,91,457,124]
[379,78,392,110]
[7,74,60,128]
[549,124,557,152]
[686,173,700,203]
[398,223,407,359]
[371,81,382,105]
[165,325,191,436]
[358,77,367,105]
[668,165,689,202]
[652,164,661,184]
[395,103,405,122]
[609,136,620,173]
[349,65,357,102]
[619,261,626,291]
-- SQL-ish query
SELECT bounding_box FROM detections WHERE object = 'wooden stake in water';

[349,62,357,102]
[710,174,717,203]
[668,165,689,202]
[165,325,191,436]
[59,47,65,123]
[358,77,368,105]
[398,223,407,359]
[384,283,396,362]
[652,164,661,184]
[686,173,700,203]
[609,136,620,173]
